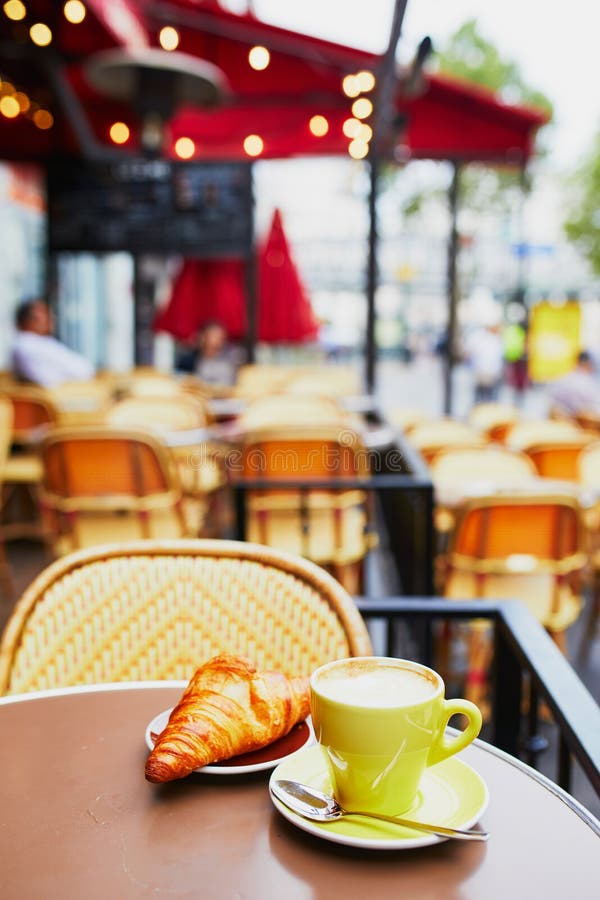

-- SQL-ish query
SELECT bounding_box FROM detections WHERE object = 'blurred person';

[466,323,505,404]
[548,351,600,416]
[11,299,94,388]
[175,320,242,386]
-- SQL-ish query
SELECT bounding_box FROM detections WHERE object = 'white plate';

[269,743,489,850]
[145,708,314,775]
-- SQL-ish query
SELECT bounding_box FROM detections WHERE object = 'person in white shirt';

[549,351,600,416]
[466,324,505,404]
[11,299,94,388]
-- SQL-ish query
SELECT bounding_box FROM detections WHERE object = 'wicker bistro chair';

[239,425,376,594]
[39,427,191,556]
[0,385,57,541]
[442,490,587,706]
[468,403,520,443]
[520,435,594,482]
[106,395,226,536]
[577,441,600,649]
[408,419,486,465]
[238,393,348,432]
[47,379,113,427]
[0,397,14,596]
[0,539,373,694]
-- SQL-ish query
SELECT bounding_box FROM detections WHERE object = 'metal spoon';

[271,779,489,842]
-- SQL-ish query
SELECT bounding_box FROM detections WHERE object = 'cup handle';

[427,699,482,767]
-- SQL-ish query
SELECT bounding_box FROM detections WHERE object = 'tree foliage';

[564,131,600,275]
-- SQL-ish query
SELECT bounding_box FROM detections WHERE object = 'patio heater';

[84,46,229,156]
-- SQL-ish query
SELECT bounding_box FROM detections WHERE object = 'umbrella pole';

[245,252,257,364]
[443,160,461,415]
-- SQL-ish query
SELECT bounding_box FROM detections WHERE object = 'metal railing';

[354,597,600,798]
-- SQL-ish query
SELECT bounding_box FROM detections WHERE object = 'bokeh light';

[352,98,373,120]
[342,117,361,139]
[342,75,360,98]
[0,95,20,118]
[248,46,270,71]
[30,23,53,46]
[33,109,53,129]
[159,26,179,51]
[175,137,195,159]
[63,1,86,24]
[109,121,130,144]
[309,115,329,137]
[356,70,376,92]
[243,134,264,157]
[3,1,26,21]
[348,139,369,160]
[14,91,30,113]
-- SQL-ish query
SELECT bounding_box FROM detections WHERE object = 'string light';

[352,98,373,119]
[14,91,30,113]
[0,95,20,118]
[243,134,263,157]
[159,26,179,51]
[33,109,53,129]
[348,139,369,160]
[174,137,195,159]
[357,122,373,142]
[3,1,26,21]
[30,23,53,46]
[342,118,361,139]
[63,1,86,24]
[356,70,376,92]
[248,46,270,71]
[309,115,329,137]
[342,75,360,98]
[109,121,130,144]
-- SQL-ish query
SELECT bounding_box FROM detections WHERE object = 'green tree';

[564,132,600,275]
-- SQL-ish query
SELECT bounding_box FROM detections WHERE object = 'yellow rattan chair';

[239,393,347,432]
[0,397,15,597]
[0,385,57,541]
[505,419,583,451]
[106,394,225,536]
[577,441,600,650]
[47,379,113,426]
[442,490,587,706]
[468,402,520,443]
[39,426,190,555]
[0,538,373,694]
[121,367,184,398]
[240,424,375,593]
[408,419,486,465]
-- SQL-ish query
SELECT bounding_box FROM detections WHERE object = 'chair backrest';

[122,368,183,398]
[0,396,13,469]
[523,437,593,482]
[577,441,600,488]
[506,420,583,450]
[40,426,179,506]
[0,539,373,693]
[240,394,346,432]
[1,386,57,442]
[241,425,370,480]
[448,491,585,568]
[468,402,520,440]
[409,419,485,463]
[430,447,537,485]
[106,395,211,433]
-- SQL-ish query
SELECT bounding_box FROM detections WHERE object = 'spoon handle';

[347,809,489,841]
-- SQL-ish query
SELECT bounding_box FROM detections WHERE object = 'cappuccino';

[313,660,438,708]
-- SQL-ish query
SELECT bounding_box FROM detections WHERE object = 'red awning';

[0,1,548,164]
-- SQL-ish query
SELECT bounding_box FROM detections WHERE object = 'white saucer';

[269,743,489,850]
[145,708,314,775]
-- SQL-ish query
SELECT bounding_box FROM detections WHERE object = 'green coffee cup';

[310,656,482,816]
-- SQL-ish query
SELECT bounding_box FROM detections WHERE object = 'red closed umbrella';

[257,209,319,344]
[153,257,247,341]
[154,209,318,344]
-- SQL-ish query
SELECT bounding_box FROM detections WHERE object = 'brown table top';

[1,683,598,900]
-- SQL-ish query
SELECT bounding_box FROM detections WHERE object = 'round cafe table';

[1,683,598,899]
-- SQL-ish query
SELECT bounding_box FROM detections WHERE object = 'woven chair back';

[578,441,600,487]
[106,395,210,433]
[430,447,536,484]
[240,394,345,431]
[523,437,593,482]
[1,386,57,442]
[41,427,176,502]
[0,539,372,693]
[0,396,13,469]
[241,425,369,480]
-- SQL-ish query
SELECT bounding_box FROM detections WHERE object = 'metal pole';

[245,162,257,364]
[444,161,461,416]
[365,158,379,392]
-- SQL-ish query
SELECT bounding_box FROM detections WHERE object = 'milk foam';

[314,663,437,707]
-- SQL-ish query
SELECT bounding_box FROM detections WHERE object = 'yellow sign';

[528,301,581,382]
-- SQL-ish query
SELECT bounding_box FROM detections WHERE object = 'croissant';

[145,654,310,783]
